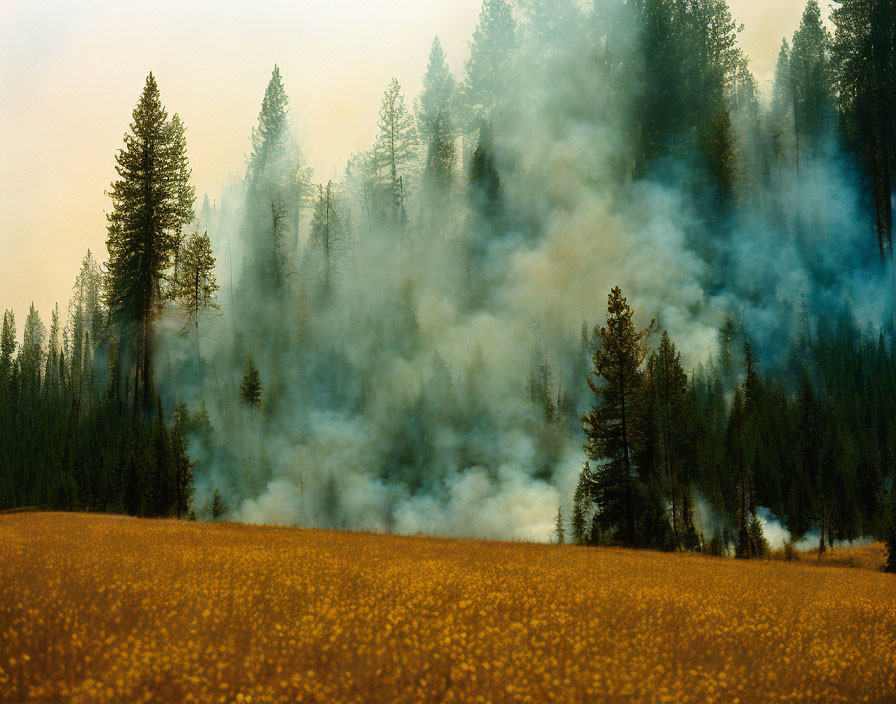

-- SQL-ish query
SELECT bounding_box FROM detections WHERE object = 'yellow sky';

[0,0,813,331]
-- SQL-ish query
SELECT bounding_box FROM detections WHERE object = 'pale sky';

[0,0,814,331]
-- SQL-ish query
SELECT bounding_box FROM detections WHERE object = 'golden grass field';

[1,513,894,703]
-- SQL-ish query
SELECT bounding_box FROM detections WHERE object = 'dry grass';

[770,541,890,572]
[1,513,894,703]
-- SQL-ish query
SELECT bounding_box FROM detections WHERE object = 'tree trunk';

[132,335,141,415]
[664,358,681,551]
[195,308,202,393]
[668,438,680,551]
[738,448,749,554]
[619,364,634,545]
[872,140,890,257]
[142,312,154,412]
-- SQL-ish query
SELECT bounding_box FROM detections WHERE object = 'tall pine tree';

[104,73,194,409]
[375,78,417,226]
[579,287,654,546]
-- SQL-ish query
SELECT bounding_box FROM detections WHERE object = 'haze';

[1,0,814,327]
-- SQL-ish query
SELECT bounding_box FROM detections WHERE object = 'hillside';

[1,512,894,703]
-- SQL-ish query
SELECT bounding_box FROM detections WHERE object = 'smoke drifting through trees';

[1,1,895,554]
[173,0,894,542]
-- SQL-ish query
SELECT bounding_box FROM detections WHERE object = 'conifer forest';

[3,0,896,571]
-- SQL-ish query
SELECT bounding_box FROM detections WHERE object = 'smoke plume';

[156,3,892,541]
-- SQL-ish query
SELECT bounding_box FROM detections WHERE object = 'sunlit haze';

[1,0,818,327]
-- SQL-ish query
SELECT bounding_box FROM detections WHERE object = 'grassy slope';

[1,512,894,703]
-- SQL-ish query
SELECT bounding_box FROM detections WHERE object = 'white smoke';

[162,4,892,541]
[756,507,874,552]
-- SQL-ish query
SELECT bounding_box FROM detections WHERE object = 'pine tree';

[702,105,737,197]
[422,108,456,211]
[461,0,517,127]
[308,181,344,297]
[466,120,504,305]
[528,342,557,422]
[68,304,87,407]
[728,388,753,557]
[212,488,227,519]
[553,506,565,544]
[240,354,262,408]
[417,37,457,213]
[68,250,104,400]
[518,0,581,47]
[176,232,219,327]
[345,149,378,233]
[248,66,291,181]
[20,303,46,391]
[770,38,794,160]
[789,0,835,168]
[0,310,16,378]
[731,344,766,560]
[45,304,60,392]
[104,73,194,409]
[748,513,769,558]
[743,342,760,420]
[634,0,746,188]
[717,316,739,386]
[572,467,590,545]
[198,194,215,236]
[788,372,820,542]
[374,78,417,225]
[469,120,502,219]
[148,395,176,517]
[175,232,219,384]
[171,403,196,518]
[647,331,690,550]
[417,36,456,147]
[168,114,194,293]
[832,0,896,256]
[245,66,310,287]
[581,287,654,546]
[106,338,121,403]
